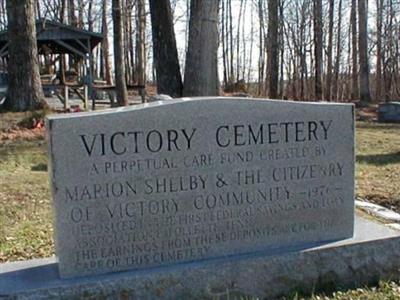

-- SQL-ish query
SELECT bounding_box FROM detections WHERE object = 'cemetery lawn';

[0,137,52,262]
[356,122,400,211]
[0,113,399,298]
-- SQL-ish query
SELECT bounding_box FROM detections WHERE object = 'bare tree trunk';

[68,0,77,26]
[358,0,371,103]
[59,0,67,84]
[77,0,84,28]
[297,0,309,101]
[236,0,244,82]
[257,0,265,95]
[375,0,383,102]
[350,0,359,100]
[60,0,67,24]
[228,0,234,82]
[324,0,334,101]
[88,0,94,32]
[278,0,285,98]
[112,0,128,106]
[136,0,146,101]
[149,0,183,97]
[67,0,78,72]
[124,1,132,84]
[6,0,44,111]
[129,2,135,83]
[383,0,393,102]
[36,0,41,19]
[102,0,113,85]
[221,0,228,87]
[241,0,247,81]
[247,3,254,86]
[183,0,219,96]
[267,0,279,99]
[333,0,342,101]
[313,0,323,100]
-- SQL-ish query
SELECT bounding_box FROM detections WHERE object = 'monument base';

[1,212,400,300]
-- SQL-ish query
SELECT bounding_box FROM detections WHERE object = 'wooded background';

[2,0,400,111]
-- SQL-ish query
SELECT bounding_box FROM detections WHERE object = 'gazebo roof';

[0,19,103,58]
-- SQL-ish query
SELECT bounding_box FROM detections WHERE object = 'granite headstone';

[47,97,355,278]
[378,102,400,123]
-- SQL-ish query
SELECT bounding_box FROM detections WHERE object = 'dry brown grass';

[356,122,400,211]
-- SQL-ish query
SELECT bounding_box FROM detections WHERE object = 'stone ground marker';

[46,97,354,278]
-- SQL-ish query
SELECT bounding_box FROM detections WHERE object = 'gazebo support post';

[87,38,94,111]
[63,85,69,110]
[84,85,88,110]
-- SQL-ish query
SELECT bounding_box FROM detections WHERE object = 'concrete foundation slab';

[1,213,399,299]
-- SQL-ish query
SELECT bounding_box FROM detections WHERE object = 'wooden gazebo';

[0,19,103,110]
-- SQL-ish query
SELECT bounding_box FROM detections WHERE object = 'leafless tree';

[149,0,183,97]
[112,0,128,105]
[183,0,219,96]
[5,0,44,111]
[358,0,371,103]
[267,0,279,98]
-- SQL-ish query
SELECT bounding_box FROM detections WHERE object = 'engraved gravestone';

[47,98,355,278]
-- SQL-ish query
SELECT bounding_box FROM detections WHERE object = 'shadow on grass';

[31,163,48,172]
[357,151,400,165]
[357,121,400,130]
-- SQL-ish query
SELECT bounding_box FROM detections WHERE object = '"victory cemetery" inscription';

[47,98,354,278]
